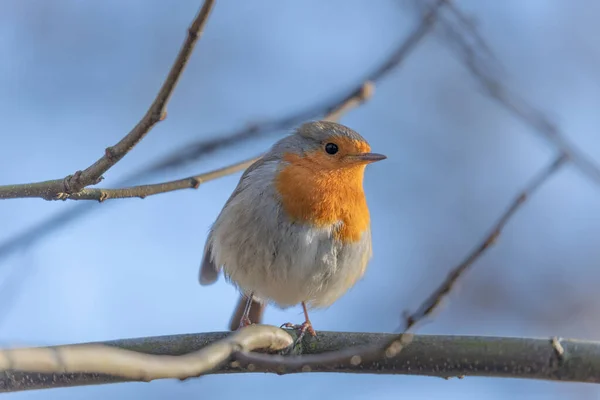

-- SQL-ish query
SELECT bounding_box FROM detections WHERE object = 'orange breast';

[275,151,370,243]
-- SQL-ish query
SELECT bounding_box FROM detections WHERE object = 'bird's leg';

[239,293,254,329]
[300,302,317,337]
[280,302,317,341]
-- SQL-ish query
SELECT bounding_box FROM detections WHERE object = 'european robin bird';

[199,120,385,336]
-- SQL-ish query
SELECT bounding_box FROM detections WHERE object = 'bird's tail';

[228,294,265,331]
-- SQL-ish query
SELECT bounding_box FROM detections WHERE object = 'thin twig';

[322,82,375,123]
[401,153,569,330]
[430,1,600,187]
[2,329,599,392]
[0,77,374,335]
[0,80,375,269]
[0,0,442,255]
[128,0,445,177]
[10,81,376,203]
[0,0,215,201]
[64,158,257,202]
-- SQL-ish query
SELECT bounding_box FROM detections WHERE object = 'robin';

[199,120,385,336]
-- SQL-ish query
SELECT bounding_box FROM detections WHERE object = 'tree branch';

[424,0,600,187]
[402,153,569,330]
[22,81,375,202]
[0,0,215,201]
[0,328,597,392]
[322,81,375,123]
[0,80,374,264]
[0,0,443,254]
[63,158,257,202]
[128,0,446,178]
[0,325,292,392]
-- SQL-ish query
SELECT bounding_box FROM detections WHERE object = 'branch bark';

[0,0,215,201]
[0,328,597,393]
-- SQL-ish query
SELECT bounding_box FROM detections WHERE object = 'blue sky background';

[1,0,600,398]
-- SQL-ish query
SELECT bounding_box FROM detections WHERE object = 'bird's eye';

[325,143,338,155]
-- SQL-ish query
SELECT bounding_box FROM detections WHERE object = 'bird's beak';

[349,152,387,164]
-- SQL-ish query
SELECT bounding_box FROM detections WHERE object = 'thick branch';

[0,0,215,200]
[0,325,292,392]
[1,329,598,393]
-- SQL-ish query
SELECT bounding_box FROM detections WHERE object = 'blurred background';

[1,0,600,398]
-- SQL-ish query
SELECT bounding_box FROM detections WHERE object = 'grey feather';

[198,153,278,285]
[199,237,218,285]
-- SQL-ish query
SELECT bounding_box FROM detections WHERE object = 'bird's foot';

[280,320,317,345]
[239,315,253,329]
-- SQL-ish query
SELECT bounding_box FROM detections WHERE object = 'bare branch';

[8,80,375,203]
[235,333,590,382]
[133,0,445,177]
[63,158,257,202]
[429,1,600,187]
[0,0,215,201]
[379,155,568,358]
[1,329,598,392]
[0,0,441,255]
[323,81,375,123]
[0,74,375,266]
[401,154,569,329]
[0,0,438,201]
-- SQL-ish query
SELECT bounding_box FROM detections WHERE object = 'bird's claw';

[239,315,253,329]
[280,321,317,346]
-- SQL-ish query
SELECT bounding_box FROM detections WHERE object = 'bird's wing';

[199,237,219,285]
[198,154,277,285]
